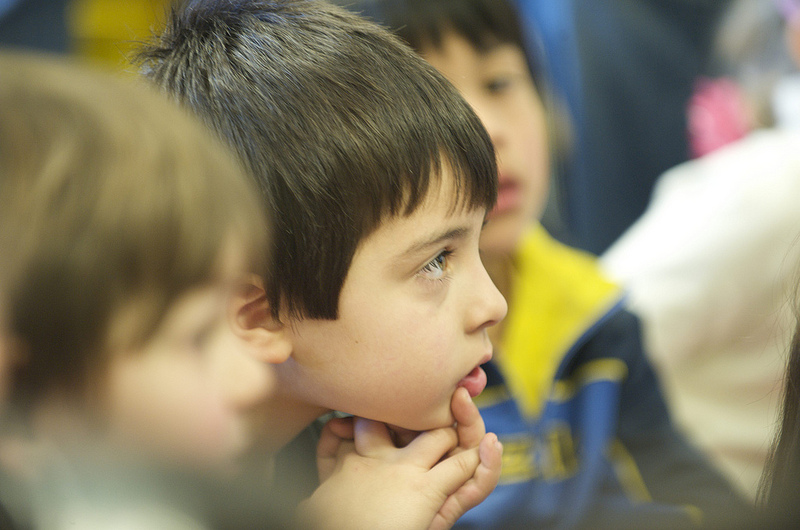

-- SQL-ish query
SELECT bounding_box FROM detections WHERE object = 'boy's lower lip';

[458,365,488,398]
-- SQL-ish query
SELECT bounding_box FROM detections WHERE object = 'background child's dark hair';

[334,0,572,231]
[0,50,267,415]
[335,0,546,93]
[137,0,498,321]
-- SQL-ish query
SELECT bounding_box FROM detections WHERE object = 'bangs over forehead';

[184,0,498,219]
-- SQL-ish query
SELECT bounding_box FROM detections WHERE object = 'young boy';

[138,0,506,519]
[0,49,497,529]
[336,0,755,527]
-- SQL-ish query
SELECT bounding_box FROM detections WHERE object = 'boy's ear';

[228,275,293,365]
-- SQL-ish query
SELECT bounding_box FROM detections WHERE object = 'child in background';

[138,0,506,524]
[0,49,498,530]
[337,0,753,527]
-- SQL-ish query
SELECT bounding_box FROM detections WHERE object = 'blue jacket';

[457,227,749,529]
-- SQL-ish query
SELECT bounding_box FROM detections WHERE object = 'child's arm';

[300,390,502,530]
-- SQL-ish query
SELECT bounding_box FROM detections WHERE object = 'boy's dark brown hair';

[0,51,267,412]
[137,0,498,321]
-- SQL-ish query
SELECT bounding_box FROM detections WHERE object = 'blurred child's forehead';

[392,0,527,57]
[212,234,251,284]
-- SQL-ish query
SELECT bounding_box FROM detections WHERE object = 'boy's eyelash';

[419,249,453,281]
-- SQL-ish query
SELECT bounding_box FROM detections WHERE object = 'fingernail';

[493,435,502,451]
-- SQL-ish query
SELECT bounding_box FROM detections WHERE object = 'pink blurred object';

[687,76,752,158]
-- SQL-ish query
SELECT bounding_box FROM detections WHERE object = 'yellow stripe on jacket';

[495,224,623,418]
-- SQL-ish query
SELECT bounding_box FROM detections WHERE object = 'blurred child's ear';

[228,275,293,365]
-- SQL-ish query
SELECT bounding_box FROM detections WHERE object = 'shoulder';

[561,305,646,376]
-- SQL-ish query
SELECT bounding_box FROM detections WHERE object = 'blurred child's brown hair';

[0,51,267,417]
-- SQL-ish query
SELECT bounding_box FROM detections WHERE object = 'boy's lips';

[458,360,490,398]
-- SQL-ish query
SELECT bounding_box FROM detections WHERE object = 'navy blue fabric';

[456,308,751,529]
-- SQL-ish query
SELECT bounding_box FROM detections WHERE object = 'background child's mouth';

[489,180,520,217]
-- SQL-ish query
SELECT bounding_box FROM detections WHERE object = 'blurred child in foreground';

[0,49,274,528]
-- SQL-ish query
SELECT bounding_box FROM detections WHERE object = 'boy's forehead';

[421,31,504,78]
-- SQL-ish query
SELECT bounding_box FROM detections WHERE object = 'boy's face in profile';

[276,168,507,431]
[422,32,550,258]
[104,245,274,470]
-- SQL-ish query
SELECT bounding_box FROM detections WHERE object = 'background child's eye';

[486,77,512,94]
[420,250,452,280]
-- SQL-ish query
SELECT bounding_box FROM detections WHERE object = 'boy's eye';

[419,250,452,280]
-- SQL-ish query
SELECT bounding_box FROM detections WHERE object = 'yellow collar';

[492,225,622,418]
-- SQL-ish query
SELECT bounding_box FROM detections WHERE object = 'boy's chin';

[386,414,456,446]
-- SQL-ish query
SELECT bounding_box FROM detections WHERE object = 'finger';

[353,417,395,457]
[401,426,460,468]
[429,433,503,530]
[317,419,354,482]
[427,445,481,497]
[326,416,355,440]
[450,387,486,452]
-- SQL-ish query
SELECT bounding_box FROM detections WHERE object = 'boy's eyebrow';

[402,226,471,256]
